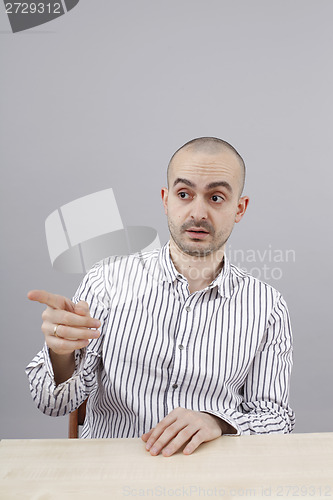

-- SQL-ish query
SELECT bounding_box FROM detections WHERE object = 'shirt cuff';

[201,409,241,436]
[42,342,86,387]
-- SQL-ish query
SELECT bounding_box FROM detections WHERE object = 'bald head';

[167,137,246,194]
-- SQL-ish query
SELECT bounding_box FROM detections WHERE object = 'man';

[27,137,295,457]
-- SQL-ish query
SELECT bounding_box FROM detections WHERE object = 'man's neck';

[169,239,224,293]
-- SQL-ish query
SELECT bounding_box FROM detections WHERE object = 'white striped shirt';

[26,242,295,437]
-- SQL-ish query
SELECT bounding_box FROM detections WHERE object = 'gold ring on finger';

[53,325,60,338]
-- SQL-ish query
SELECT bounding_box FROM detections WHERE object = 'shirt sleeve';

[206,294,295,435]
[25,261,109,417]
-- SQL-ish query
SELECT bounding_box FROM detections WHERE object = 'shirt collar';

[157,241,232,298]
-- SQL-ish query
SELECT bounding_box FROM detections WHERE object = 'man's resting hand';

[141,407,236,457]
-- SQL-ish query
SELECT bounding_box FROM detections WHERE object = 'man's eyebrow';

[206,181,233,193]
[173,178,196,188]
[173,177,233,193]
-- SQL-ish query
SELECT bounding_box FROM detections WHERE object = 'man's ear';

[235,196,249,223]
[161,187,168,215]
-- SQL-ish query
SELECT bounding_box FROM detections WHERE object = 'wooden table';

[1,433,332,499]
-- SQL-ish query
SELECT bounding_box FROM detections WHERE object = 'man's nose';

[190,197,208,220]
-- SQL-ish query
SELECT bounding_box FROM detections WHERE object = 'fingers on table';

[146,421,201,457]
[144,409,222,457]
[145,412,191,456]
[144,412,177,445]
[141,429,153,442]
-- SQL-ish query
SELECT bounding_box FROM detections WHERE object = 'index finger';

[27,290,75,312]
[144,413,178,447]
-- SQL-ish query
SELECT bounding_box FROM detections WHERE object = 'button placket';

[169,298,196,394]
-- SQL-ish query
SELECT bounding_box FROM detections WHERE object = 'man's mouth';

[187,228,209,233]
[185,228,210,239]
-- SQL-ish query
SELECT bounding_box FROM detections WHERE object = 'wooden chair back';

[69,399,88,438]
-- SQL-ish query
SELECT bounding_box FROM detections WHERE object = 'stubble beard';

[168,218,231,258]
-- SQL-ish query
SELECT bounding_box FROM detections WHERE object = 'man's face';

[161,147,249,258]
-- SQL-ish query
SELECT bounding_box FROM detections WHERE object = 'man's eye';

[178,192,189,199]
[211,195,223,203]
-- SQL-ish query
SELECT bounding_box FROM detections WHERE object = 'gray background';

[1,0,332,438]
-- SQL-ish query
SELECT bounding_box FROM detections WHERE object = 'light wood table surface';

[1,433,332,500]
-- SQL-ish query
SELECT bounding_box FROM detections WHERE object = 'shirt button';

[172,384,178,389]
[185,306,191,312]
[178,344,184,350]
